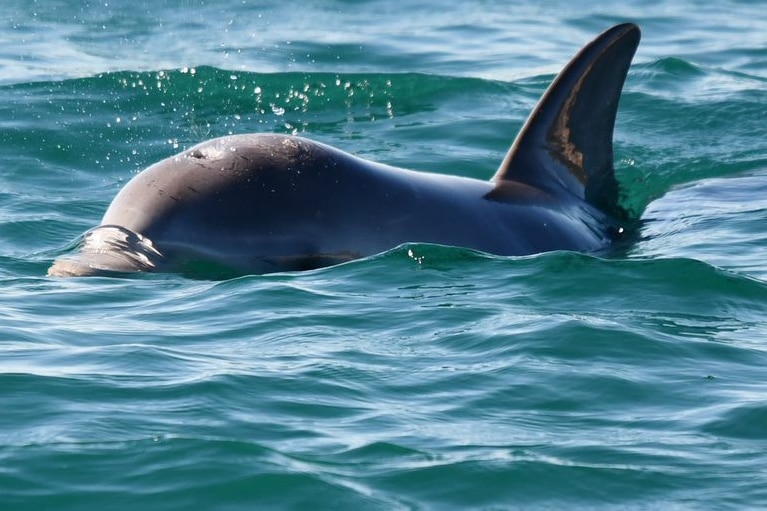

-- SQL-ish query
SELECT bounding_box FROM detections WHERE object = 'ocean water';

[2,0,767,509]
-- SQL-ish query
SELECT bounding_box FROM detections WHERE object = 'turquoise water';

[2,1,767,509]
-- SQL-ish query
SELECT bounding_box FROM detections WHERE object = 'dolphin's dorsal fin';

[493,23,640,216]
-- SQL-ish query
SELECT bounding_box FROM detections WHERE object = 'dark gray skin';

[49,24,640,277]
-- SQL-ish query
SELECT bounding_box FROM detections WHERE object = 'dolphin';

[48,23,641,277]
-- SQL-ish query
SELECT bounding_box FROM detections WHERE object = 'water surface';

[2,1,767,509]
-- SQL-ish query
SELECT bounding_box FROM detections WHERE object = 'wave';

[0,66,516,122]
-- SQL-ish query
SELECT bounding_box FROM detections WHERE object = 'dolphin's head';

[48,225,164,277]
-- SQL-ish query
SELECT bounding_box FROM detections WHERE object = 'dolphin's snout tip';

[47,258,76,277]
[48,256,104,277]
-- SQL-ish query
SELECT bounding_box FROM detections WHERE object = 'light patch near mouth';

[48,225,163,277]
